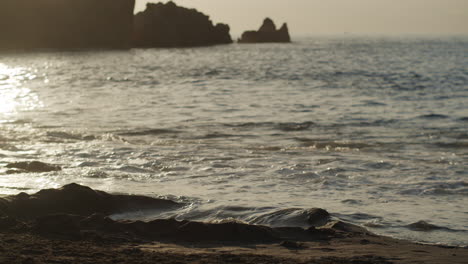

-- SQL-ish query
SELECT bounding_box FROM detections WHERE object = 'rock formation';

[0,184,339,243]
[0,183,180,219]
[238,18,291,43]
[0,0,135,50]
[133,1,232,47]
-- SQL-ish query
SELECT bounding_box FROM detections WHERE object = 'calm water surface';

[0,36,467,245]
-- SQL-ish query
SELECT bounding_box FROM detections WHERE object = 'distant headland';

[0,1,290,50]
[0,0,135,50]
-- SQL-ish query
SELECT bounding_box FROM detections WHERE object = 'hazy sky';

[135,0,468,36]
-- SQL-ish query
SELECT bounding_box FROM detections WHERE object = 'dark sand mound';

[238,18,291,43]
[0,183,180,219]
[0,0,135,50]
[133,1,232,47]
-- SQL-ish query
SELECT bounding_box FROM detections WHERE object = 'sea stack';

[0,0,135,50]
[133,1,233,47]
[238,18,291,43]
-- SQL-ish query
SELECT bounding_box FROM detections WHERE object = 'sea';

[0,36,467,246]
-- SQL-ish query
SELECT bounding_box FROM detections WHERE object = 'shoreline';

[0,183,466,263]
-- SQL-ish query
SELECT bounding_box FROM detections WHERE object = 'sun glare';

[0,63,43,122]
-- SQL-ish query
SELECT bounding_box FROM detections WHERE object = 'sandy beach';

[0,184,466,264]
[1,227,467,264]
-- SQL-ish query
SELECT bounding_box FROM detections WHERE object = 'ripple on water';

[0,37,467,246]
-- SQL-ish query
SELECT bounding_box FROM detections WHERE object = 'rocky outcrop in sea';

[133,1,233,48]
[0,0,135,50]
[0,183,180,219]
[238,18,291,43]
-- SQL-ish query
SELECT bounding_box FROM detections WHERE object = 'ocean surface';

[0,36,467,246]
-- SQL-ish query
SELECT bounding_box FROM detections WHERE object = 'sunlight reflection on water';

[0,63,43,122]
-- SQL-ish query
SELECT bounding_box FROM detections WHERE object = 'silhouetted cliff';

[239,18,291,43]
[133,2,232,47]
[0,0,135,50]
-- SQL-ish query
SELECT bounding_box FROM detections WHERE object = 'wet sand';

[1,231,466,264]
